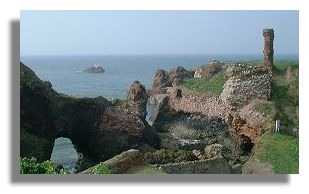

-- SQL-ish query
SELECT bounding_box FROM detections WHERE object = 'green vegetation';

[253,100,276,116]
[180,72,227,95]
[90,162,112,174]
[20,157,71,174]
[271,61,299,128]
[254,131,299,173]
[111,99,129,108]
[20,129,52,161]
[249,61,299,173]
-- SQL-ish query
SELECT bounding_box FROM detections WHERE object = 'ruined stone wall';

[220,64,272,109]
[167,86,227,119]
[157,157,231,174]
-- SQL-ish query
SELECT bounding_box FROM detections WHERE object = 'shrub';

[20,157,70,174]
[90,162,112,174]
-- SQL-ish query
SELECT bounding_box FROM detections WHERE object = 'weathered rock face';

[263,28,274,68]
[220,64,272,109]
[194,61,223,79]
[127,81,148,120]
[20,62,159,161]
[20,62,61,160]
[151,69,171,95]
[168,66,193,85]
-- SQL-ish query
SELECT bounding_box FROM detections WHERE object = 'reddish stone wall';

[167,86,227,119]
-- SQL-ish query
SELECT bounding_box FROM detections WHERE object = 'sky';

[20,10,299,56]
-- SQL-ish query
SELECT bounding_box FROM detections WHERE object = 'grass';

[270,60,299,128]
[253,100,276,116]
[254,131,299,174]
[111,99,129,108]
[180,72,227,95]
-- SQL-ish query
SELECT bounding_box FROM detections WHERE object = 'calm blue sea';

[20,54,298,170]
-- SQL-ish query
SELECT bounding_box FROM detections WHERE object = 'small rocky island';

[83,64,105,73]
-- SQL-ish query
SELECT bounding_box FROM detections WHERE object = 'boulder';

[101,149,144,174]
[83,64,105,73]
[127,81,148,120]
[81,149,144,174]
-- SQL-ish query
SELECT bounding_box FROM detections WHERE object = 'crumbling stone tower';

[263,29,274,69]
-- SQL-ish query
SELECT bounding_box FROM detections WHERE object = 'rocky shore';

[21,28,296,174]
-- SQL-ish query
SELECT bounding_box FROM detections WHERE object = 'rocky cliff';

[151,66,192,96]
[20,62,159,162]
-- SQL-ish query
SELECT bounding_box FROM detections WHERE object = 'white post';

[275,120,280,132]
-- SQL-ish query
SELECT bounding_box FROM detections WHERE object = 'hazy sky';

[20,10,299,56]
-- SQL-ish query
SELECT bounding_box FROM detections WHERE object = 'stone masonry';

[167,86,227,119]
[263,28,274,68]
[220,64,272,109]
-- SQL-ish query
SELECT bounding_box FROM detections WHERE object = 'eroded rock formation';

[168,66,193,86]
[20,62,159,162]
[151,69,171,95]
[194,60,223,79]
[127,81,148,120]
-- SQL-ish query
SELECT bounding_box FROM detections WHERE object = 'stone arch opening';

[50,137,79,172]
[240,134,254,155]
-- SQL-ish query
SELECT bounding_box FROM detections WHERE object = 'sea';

[20,54,298,171]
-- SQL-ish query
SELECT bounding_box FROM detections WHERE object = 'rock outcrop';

[127,81,148,120]
[20,62,159,162]
[151,69,171,95]
[20,62,61,160]
[168,66,193,86]
[83,64,105,73]
[150,66,192,96]
[194,60,223,79]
